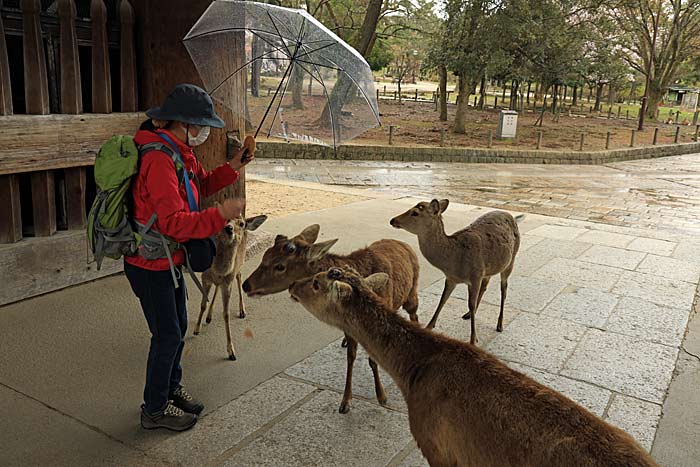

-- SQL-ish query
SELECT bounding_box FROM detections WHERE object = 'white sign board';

[497,110,518,138]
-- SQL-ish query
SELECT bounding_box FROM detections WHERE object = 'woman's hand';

[229,135,256,171]
[217,198,245,220]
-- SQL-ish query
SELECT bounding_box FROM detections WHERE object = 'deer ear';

[330,280,353,302]
[295,224,320,244]
[274,234,288,244]
[439,199,449,213]
[364,273,389,294]
[429,199,441,214]
[245,215,268,231]
[307,239,338,261]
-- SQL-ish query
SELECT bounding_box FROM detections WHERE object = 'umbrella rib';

[323,56,380,125]
[266,11,293,57]
[294,41,338,61]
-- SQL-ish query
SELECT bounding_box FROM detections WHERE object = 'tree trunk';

[646,81,664,120]
[509,80,518,110]
[397,78,402,105]
[251,35,262,97]
[478,73,486,109]
[439,64,447,121]
[551,84,558,112]
[291,64,304,109]
[453,76,471,133]
[594,82,604,111]
[572,84,578,106]
[607,84,615,106]
[526,81,531,104]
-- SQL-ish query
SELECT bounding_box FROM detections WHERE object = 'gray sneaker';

[140,401,197,432]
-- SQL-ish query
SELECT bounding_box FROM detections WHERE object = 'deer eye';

[283,243,296,254]
[274,264,286,272]
[313,279,320,290]
[411,211,418,216]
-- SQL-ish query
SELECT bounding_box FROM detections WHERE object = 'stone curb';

[256,141,700,165]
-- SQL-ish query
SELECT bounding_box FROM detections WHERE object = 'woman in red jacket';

[125,84,251,431]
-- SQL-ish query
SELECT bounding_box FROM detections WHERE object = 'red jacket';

[125,129,239,271]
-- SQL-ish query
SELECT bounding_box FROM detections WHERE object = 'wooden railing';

[0,0,138,244]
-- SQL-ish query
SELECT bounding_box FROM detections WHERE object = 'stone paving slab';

[486,313,587,372]
[534,257,623,292]
[562,329,678,403]
[605,394,662,452]
[636,254,700,283]
[541,287,619,328]
[578,245,647,270]
[222,390,413,467]
[612,270,697,309]
[603,297,690,347]
[146,377,317,465]
[576,230,636,248]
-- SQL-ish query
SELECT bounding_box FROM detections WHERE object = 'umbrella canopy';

[183,0,380,148]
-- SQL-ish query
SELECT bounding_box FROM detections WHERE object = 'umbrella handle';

[239,135,257,164]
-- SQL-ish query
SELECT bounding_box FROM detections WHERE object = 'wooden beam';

[64,167,86,229]
[120,0,138,112]
[0,113,143,175]
[0,174,22,243]
[21,0,50,114]
[0,9,13,115]
[91,0,112,113]
[58,0,83,114]
[0,230,123,306]
[31,171,57,237]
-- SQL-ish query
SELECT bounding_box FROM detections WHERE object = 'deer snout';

[390,217,400,228]
[224,224,234,235]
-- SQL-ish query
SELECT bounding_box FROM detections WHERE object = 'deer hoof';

[239,311,246,319]
[338,403,351,414]
[497,324,503,332]
[462,312,472,320]
[377,395,388,406]
[205,317,212,324]
[193,329,200,336]
[228,353,237,361]
[341,338,348,348]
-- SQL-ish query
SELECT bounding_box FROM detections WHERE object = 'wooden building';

[0,0,246,306]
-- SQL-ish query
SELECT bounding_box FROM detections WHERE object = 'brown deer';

[242,224,420,413]
[289,267,658,467]
[194,215,267,361]
[391,200,522,345]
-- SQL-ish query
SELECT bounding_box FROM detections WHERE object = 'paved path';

[250,154,700,236]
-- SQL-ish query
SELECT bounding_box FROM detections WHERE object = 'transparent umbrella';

[183,0,380,148]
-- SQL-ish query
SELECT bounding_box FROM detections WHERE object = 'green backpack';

[87,135,184,270]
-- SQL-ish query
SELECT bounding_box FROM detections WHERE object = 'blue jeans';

[124,262,187,414]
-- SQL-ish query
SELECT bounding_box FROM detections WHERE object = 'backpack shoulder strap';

[138,142,184,185]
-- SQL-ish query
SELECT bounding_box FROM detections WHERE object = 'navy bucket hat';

[146,84,225,128]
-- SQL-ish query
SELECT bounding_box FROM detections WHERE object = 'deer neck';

[416,218,454,272]
[212,240,239,276]
[342,297,438,394]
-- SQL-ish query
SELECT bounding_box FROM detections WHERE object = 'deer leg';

[194,279,213,335]
[426,278,456,329]
[339,335,358,414]
[222,284,237,361]
[467,279,481,345]
[498,270,512,332]
[463,277,490,320]
[236,272,246,319]
[341,338,348,348]
[369,358,388,406]
[206,286,219,324]
[403,286,420,323]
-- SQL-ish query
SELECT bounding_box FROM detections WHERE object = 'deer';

[242,224,420,414]
[194,215,268,361]
[390,200,522,345]
[289,267,658,467]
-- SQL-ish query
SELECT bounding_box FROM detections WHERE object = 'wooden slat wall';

[64,167,86,229]
[0,175,22,243]
[0,113,144,175]
[90,0,111,113]
[21,0,50,114]
[31,170,57,236]
[120,0,137,112]
[58,0,83,114]
[0,9,12,115]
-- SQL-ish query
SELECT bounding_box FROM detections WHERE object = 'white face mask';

[187,125,210,146]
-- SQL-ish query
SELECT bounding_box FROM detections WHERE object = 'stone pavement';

[3,158,700,466]
[249,154,700,236]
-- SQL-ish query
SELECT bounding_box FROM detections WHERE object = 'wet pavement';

[249,154,700,236]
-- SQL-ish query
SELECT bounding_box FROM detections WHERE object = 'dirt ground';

[354,100,699,151]
[245,179,368,219]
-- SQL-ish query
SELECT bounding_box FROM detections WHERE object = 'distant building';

[665,86,699,110]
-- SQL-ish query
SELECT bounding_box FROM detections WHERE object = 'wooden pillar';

[120,0,138,112]
[0,175,22,243]
[133,0,246,209]
[58,0,82,114]
[0,10,13,115]
[21,0,50,114]
[31,171,57,237]
[64,167,86,229]
[91,0,112,113]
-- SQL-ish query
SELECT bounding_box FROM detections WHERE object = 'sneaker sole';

[141,416,197,432]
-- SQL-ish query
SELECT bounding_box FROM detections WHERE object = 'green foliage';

[367,39,394,71]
